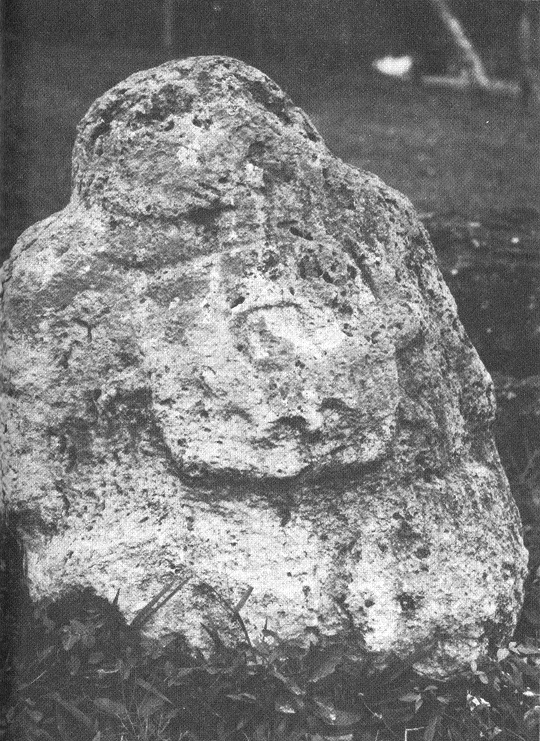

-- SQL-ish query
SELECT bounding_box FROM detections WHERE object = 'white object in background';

[372,54,414,79]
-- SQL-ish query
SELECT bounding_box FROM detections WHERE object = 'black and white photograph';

[1,1,539,739]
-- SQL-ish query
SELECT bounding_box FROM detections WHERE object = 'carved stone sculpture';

[0,56,527,675]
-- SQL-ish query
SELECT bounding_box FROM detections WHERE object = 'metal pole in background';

[427,0,491,87]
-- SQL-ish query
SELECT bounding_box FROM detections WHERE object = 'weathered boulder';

[0,56,527,675]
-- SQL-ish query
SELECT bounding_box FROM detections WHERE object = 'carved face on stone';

[59,55,408,482]
[1,56,527,676]
[146,238,400,481]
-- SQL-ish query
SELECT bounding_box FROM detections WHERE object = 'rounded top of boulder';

[73,56,325,219]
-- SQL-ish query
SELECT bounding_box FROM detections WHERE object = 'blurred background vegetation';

[3,0,524,73]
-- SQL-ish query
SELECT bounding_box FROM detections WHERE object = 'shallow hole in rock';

[230,295,246,309]
[289,226,313,241]
[274,415,308,432]
[397,593,422,611]
[320,398,347,412]
[247,140,266,162]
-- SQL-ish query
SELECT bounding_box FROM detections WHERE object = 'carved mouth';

[161,439,388,494]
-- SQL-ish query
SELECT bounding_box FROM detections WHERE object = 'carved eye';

[229,295,246,309]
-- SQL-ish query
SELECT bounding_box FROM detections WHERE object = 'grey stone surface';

[0,56,527,675]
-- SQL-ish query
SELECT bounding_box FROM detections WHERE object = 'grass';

[2,574,540,741]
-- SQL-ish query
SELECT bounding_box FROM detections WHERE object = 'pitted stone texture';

[0,56,527,676]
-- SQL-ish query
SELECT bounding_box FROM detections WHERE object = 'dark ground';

[2,38,540,593]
